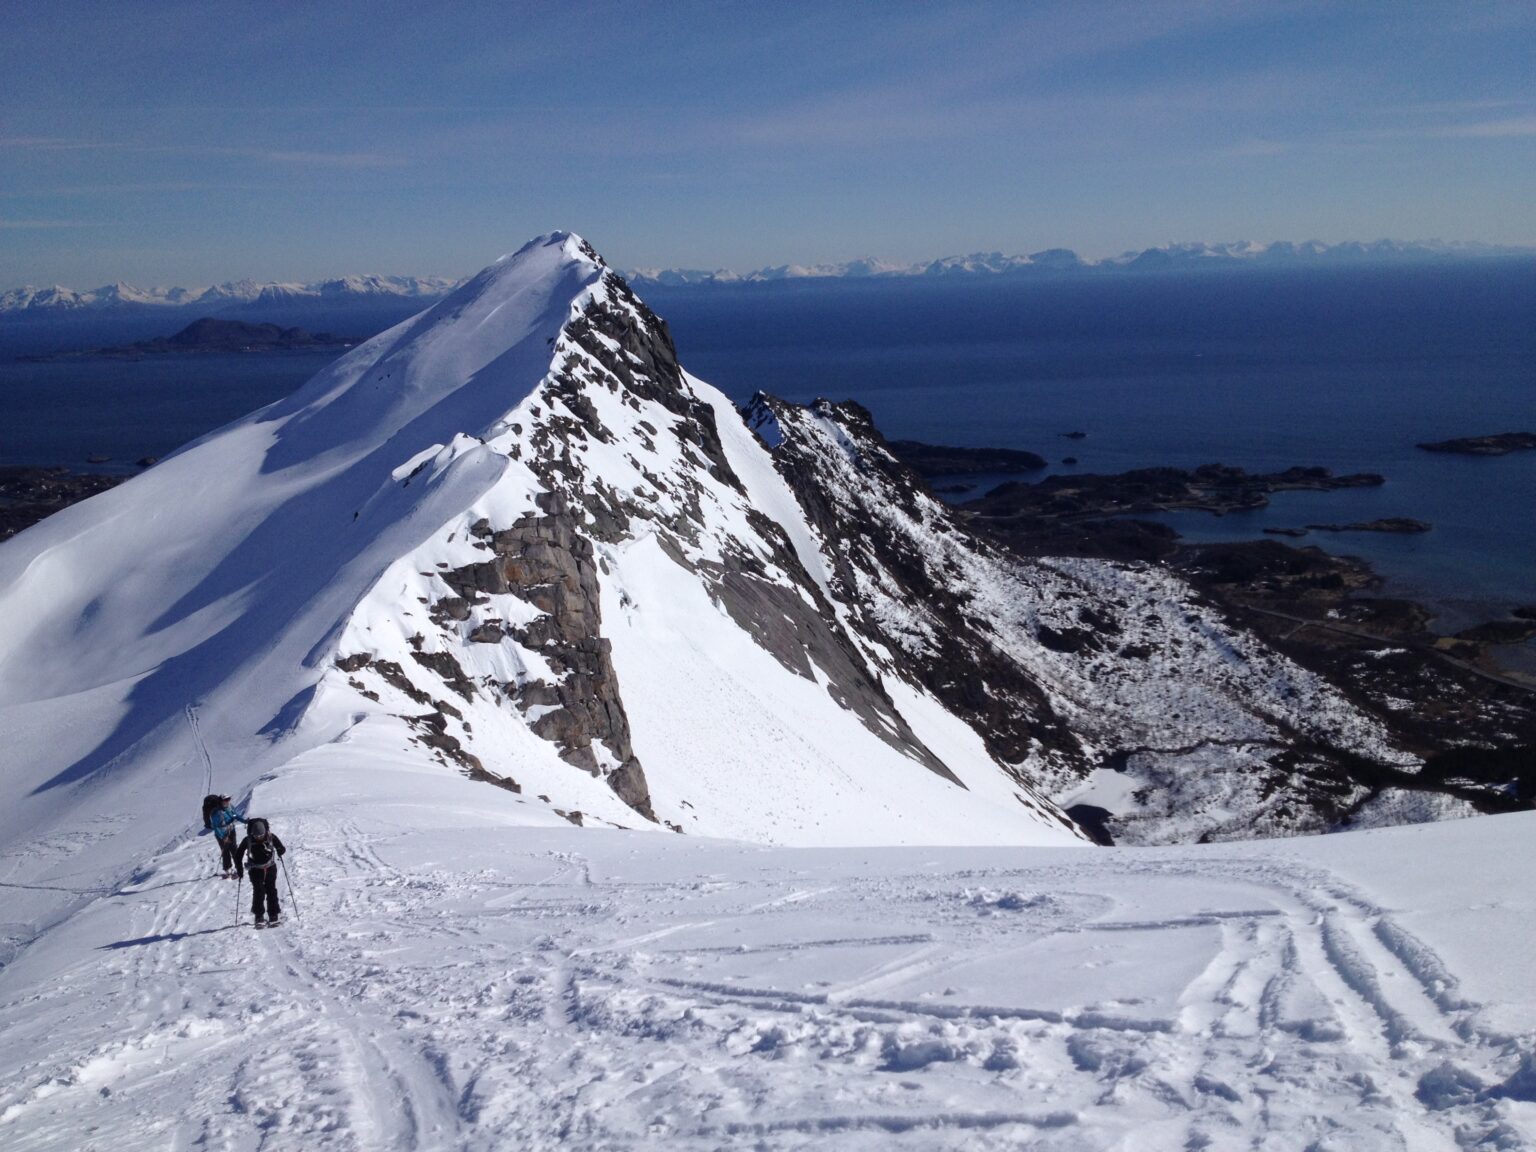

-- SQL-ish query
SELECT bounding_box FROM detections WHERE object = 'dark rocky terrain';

[0,467,125,541]
[1168,541,1536,791]
[10,373,1534,844]
[748,404,1536,841]
[879,437,1536,832]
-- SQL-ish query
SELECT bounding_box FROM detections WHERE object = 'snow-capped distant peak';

[0,272,465,313]
[9,237,1530,314]
[623,238,1535,287]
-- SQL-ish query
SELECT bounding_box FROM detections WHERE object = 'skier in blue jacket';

[207,795,246,878]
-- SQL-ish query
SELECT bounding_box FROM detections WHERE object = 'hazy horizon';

[5,234,1534,296]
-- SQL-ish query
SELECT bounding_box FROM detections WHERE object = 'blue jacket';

[210,807,245,839]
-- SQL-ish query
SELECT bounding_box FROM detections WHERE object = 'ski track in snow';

[1,809,1531,1152]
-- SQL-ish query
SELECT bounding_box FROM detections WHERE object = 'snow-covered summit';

[1,235,1532,1152]
[0,230,1104,964]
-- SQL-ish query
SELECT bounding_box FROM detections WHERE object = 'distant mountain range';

[4,239,1531,314]
[627,239,1536,286]
[0,273,458,315]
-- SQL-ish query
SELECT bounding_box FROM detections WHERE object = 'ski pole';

[233,871,242,928]
[279,854,301,922]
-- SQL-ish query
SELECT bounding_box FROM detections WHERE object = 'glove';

[235,866,244,880]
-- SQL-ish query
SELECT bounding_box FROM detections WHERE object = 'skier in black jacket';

[234,817,287,926]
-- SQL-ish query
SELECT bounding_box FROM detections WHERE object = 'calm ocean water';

[649,264,1536,624]
[2,262,1532,623]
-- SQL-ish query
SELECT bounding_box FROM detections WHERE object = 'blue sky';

[3,1,1533,285]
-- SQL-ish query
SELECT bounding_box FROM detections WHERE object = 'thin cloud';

[0,136,95,150]
[0,218,110,229]
[1436,115,1536,138]
[6,181,215,197]
[0,135,403,167]
[1220,139,1293,158]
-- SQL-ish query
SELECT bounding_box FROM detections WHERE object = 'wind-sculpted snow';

[743,396,1418,843]
[0,751,1531,1151]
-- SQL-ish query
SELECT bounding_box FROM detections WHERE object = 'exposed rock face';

[440,495,656,821]
[747,397,1075,774]
[327,245,1007,833]
[742,392,1437,844]
[523,257,744,539]
[307,234,1525,846]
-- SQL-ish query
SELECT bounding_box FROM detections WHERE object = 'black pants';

[249,864,280,919]
[217,832,237,871]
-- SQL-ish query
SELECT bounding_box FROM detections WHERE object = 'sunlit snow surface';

[1,742,1532,1151]
[2,234,1532,1149]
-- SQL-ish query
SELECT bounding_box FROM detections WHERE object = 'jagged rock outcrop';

[9,229,1477,855]
[448,496,654,820]
[742,393,1429,844]
[315,234,1081,844]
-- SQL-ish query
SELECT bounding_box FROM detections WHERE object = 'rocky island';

[930,463,1387,559]
[1301,518,1433,534]
[1417,432,1536,456]
[880,443,1536,780]
[23,317,360,360]
[885,440,1047,476]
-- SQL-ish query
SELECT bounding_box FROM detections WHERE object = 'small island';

[963,463,1385,524]
[1301,518,1432,535]
[24,317,360,360]
[886,441,1047,476]
[1417,432,1536,456]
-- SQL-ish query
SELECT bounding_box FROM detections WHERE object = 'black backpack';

[202,794,224,830]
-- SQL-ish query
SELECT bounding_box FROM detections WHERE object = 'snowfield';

[1,736,1532,1151]
[2,232,1533,1150]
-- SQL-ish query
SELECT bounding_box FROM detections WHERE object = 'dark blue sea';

[648,263,1536,628]
[2,262,1532,630]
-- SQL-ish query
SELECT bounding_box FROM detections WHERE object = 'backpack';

[202,794,224,830]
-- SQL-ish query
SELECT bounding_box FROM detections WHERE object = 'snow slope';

[0,746,1530,1151]
[741,396,1421,843]
[2,231,1531,1150]
[0,232,1082,970]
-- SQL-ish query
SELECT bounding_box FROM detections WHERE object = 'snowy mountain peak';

[0,231,1093,951]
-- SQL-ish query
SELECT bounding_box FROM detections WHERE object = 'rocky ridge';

[6,232,1527,852]
[739,395,1444,843]
[321,235,1074,841]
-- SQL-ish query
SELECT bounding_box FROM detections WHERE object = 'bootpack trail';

[0,758,1531,1152]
